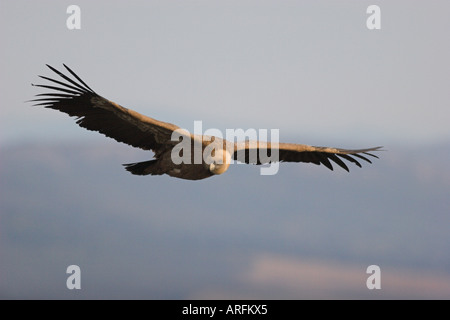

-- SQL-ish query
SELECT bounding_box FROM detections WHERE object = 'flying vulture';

[31,64,382,180]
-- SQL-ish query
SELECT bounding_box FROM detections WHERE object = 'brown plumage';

[31,64,382,180]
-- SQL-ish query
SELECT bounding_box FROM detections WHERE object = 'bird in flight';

[31,64,382,180]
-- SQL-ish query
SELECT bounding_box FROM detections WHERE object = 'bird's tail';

[122,160,161,176]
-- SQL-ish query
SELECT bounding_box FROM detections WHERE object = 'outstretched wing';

[30,64,180,153]
[233,141,382,172]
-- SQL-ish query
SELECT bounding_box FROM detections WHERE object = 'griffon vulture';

[31,64,381,180]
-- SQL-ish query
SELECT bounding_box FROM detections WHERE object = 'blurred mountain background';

[1,140,449,299]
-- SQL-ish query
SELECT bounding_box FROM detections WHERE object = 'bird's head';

[205,148,232,175]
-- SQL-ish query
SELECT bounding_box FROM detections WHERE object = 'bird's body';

[31,64,382,180]
[124,135,233,180]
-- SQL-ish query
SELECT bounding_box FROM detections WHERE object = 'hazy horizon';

[1,141,449,299]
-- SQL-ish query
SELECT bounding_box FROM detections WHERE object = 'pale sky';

[1,0,449,147]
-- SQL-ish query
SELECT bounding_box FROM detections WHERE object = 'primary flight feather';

[31,64,382,180]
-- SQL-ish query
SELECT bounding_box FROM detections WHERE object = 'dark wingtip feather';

[63,64,95,93]
[31,84,82,95]
[42,64,95,94]
[337,154,362,168]
[30,65,98,112]
[363,152,379,159]
[319,155,334,171]
[353,153,372,164]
